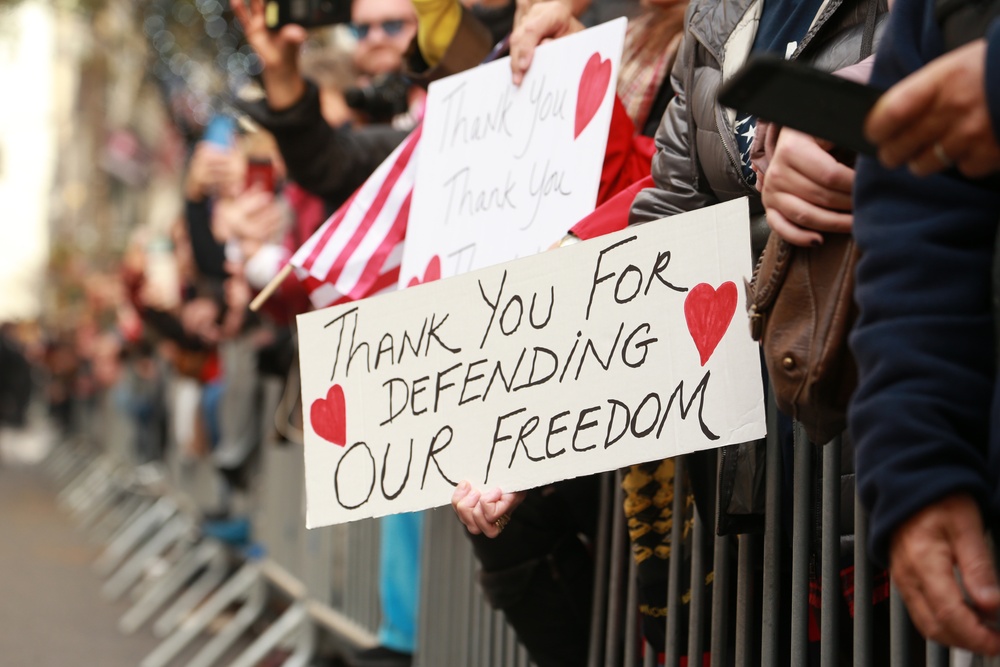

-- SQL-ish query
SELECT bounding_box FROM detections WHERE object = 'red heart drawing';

[407,255,441,288]
[575,53,612,139]
[310,384,347,446]
[684,282,738,366]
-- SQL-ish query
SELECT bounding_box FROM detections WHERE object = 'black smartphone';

[717,55,884,156]
[264,0,351,30]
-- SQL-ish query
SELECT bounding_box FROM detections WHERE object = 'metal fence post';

[821,436,842,667]
[664,456,687,667]
[854,493,873,667]
[791,423,813,666]
[761,394,783,667]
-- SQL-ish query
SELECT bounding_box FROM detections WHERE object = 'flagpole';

[249,264,293,312]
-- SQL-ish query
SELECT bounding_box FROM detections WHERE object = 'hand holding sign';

[510,2,586,87]
[452,481,526,537]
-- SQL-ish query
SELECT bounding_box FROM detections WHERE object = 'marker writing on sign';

[324,308,463,381]
[513,75,569,159]
[332,425,459,511]
[441,166,517,225]
[524,159,572,230]
[586,236,689,320]
[483,370,719,484]
[438,81,516,153]
[378,319,658,426]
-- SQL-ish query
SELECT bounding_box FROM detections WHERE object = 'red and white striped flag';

[289,125,422,309]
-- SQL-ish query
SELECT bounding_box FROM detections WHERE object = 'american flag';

[289,125,422,309]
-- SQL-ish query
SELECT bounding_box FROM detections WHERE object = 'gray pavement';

[0,458,163,666]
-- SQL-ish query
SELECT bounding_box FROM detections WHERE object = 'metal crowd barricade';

[40,347,1000,667]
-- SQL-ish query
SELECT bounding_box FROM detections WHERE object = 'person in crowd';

[0,323,32,430]
[864,33,1000,179]
[230,5,439,664]
[849,0,1000,654]
[451,1,690,662]
[456,0,888,663]
[232,0,422,210]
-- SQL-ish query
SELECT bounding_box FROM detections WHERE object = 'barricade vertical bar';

[926,640,949,667]
[153,542,228,637]
[77,480,118,530]
[821,436,842,667]
[94,497,174,578]
[458,527,474,667]
[644,642,657,667]
[604,470,628,667]
[505,623,518,667]
[229,602,311,667]
[735,533,759,667]
[141,562,261,667]
[709,534,732,667]
[471,553,483,667]
[890,584,912,667]
[344,523,357,621]
[791,423,813,667]
[102,514,188,601]
[688,508,706,667]
[761,393,783,667]
[120,540,220,634]
[665,457,687,667]
[854,494,873,667]
[415,514,431,667]
[366,518,379,631]
[493,607,505,666]
[92,494,149,546]
[442,515,459,665]
[364,518,380,631]
[711,449,732,667]
[624,555,640,667]
[478,590,492,666]
[186,574,267,667]
[588,472,614,667]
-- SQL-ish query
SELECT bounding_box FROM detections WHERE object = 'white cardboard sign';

[298,199,767,528]
[400,18,628,286]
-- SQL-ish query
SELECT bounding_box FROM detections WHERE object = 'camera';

[264,0,351,30]
[344,73,411,124]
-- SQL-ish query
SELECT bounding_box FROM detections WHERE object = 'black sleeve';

[240,82,409,208]
[184,198,228,280]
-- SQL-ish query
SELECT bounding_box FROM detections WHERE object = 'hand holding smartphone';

[245,158,276,194]
[263,0,351,30]
[718,55,884,156]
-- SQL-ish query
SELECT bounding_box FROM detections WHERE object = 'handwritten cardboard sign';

[298,199,766,528]
[400,18,628,286]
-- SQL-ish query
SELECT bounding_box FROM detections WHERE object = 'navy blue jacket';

[850,0,1000,566]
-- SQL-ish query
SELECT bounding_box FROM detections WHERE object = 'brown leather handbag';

[747,232,859,444]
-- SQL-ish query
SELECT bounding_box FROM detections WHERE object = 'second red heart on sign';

[684,282,738,366]
[575,52,612,139]
[310,384,347,446]
[407,255,442,288]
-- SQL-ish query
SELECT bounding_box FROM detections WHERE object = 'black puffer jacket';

[240,83,408,211]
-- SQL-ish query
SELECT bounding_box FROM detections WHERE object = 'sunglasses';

[349,19,410,40]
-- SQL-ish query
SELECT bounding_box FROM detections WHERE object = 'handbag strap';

[860,0,879,59]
